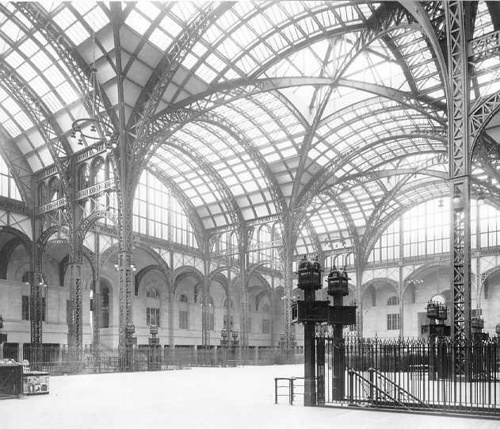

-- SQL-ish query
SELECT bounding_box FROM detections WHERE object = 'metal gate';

[316,336,500,416]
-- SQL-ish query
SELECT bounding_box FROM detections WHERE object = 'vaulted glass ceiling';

[0,1,499,258]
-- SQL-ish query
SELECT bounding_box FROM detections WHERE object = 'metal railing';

[2,343,303,374]
[274,376,305,405]
[320,336,500,416]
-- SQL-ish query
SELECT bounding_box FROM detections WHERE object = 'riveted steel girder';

[469,29,500,62]
[445,2,472,375]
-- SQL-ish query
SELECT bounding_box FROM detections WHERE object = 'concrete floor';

[0,364,498,429]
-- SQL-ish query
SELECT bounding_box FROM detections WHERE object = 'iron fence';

[1,343,303,374]
[318,336,500,416]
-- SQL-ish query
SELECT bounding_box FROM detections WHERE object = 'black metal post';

[316,335,325,405]
[304,285,316,406]
[125,322,136,371]
[332,294,345,400]
[327,266,351,402]
[149,325,159,370]
[296,256,323,407]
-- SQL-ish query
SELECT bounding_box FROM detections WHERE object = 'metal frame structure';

[0,2,500,370]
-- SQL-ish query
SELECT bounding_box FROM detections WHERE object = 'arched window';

[387,296,399,306]
[146,287,160,299]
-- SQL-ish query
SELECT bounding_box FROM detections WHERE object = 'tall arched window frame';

[368,197,500,263]
[133,170,197,247]
[0,155,21,201]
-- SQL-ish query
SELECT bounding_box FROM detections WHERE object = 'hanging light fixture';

[71,22,115,147]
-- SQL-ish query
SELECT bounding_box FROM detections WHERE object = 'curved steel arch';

[361,277,399,295]
[360,179,449,261]
[470,91,500,153]
[99,242,120,270]
[208,265,240,283]
[134,264,169,296]
[0,225,32,251]
[78,210,119,239]
[133,243,170,273]
[173,267,204,295]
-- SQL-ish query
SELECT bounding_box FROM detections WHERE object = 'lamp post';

[297,256,323,406]
[220,328,229,366]
[220,328,238,366]
[327,266,350,401]
[149,324,159,371]
[425,301,449,380]
[292,257,356,406]
[125,322,136,371]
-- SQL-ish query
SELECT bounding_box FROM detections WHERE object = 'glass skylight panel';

[0,108,7,123]
[204,23,224,46]
[136,2,161,21]
[42,92,63,112]
[17,62,37,82]
[44,64,65,86]
[13,110,33,130]
[1,19,24,43]
[56,81,79,104]
[248,13,275,37]
[1,95,20,114]
[160,14,183,38]
[125,10,151,36]
[265,32,289,54]
[473,0,494,38]
[171,1,198,23]
[5,50,23,69]
[149,28,173,51]
[18,39,39,59]
[65,21,90,46]
[53,7,77,30]
[85,5,109,32]
[31,50,52,71]
[298,15,321,36]
[3,118,20,137]
[248,42,275,66]
[205,53,226,74]
[219,36,242,60]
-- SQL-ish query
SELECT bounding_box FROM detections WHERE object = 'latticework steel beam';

[445,2,472,376]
